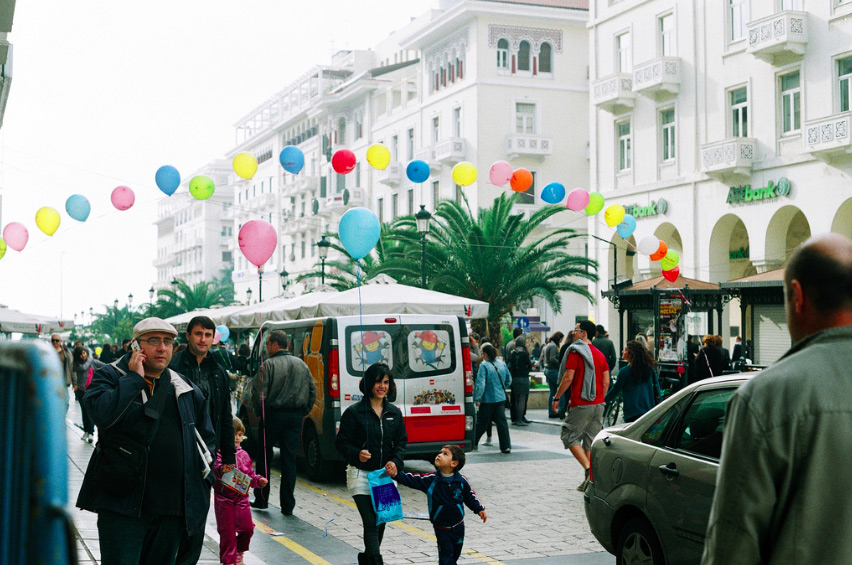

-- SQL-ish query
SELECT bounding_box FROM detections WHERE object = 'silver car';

[584,374,753,564]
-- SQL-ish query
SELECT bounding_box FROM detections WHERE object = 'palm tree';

[88,302,143,342]
[154,278,231,319]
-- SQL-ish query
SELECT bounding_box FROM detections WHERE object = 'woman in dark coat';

[694,334,725,382]
[605,341,661,423]
[508,335,533,425]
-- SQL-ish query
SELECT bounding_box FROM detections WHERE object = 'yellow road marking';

[253,519,331,565]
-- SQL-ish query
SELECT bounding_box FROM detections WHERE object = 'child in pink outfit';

[214,417,268,565]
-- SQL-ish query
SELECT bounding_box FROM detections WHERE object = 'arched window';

[497,38,509,69]
[539,42,552,73]
[518,40,531,72]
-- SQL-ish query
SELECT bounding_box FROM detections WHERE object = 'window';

[518,171,536,205]
[779,0,803,9]
[377,198,384,224]
[518,40,531,72]
[408,189,414,216]
[618,120,632,171]
[673,388,738,460]
[780,71,801,134]
[407,128,415,159]
[731,87,748,137]
[661,109,676,162]
[616,32,631,73]
[355,162,361,188]
[222,251,232,263]
[432,116,440,143]
[432,181,440,210]
[392,193,399,220]
[453,107,462,137]
[391,135,399,161]
[301,240,306,259]
[539,42,552,73]
[497,38,509,69]
[516,102,537,134]
[659,13,675,57]
[839,57,852,112]
[729,0,749,42]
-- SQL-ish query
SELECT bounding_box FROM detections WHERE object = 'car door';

[645,385,738,564]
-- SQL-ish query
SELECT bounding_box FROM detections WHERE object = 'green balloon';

[661,250,680,271]
[0,238,6,261]
[189,175,215,200]
[585,192,605,215]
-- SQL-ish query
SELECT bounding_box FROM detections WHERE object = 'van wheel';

[304,426,332,482]
[616,516,664,565]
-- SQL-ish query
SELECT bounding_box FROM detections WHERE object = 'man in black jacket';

[169,315,235,565]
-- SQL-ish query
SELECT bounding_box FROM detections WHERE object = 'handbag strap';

[488,361,509,394]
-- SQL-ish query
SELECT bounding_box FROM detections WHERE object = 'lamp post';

[586,234,618,290]
[149,286,155,315]
[128,293,133,309]
[316,236,331,284]
[113,298,119,340]
[246,287,253,304]
[257,265,264,303]
[415,205,432,288]
[280,269,289,293]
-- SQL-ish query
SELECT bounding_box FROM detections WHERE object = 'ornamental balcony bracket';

[700,137,757,180]
[592,73,635,114]
[377,161,403,187]
[633,57,681,99]
[746,10,808,64]
[804,111,852,162]
[434,137,467,165]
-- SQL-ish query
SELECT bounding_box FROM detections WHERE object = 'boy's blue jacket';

[395,470,484,528]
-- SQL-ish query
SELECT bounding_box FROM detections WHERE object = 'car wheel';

[304,425,332,482]
[616,516,664,565]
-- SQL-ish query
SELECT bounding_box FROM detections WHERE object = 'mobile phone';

[131,340,141,352]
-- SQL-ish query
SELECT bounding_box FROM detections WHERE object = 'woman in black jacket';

[335,363,407,565]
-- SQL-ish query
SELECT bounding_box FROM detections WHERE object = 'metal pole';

[258,267,263,303]
[420,235,427,288]
[321,258,326,284]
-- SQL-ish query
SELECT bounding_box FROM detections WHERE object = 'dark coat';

[336,397,407,473]
[695,346,725,381]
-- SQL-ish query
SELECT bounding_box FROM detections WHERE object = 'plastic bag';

[367,469,403,525]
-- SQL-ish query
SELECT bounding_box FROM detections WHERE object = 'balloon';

[585,193,605,215]
[238,219,277,267]
[213,330,221,345]
[95,346,102,357]
[111,186,135,211]
[0,238,5,261]
[279,146,305,174]
[332,149,356,174]
[510,169,533,192]
[662,266,680,283]
[189,175,215,200]
[216,325,230,343]
[3,223,27,251]
[233,152,258,180]
[660,250,680,272]
[65,194,91,222]
[540,182,566,204]
[616,215,637,239]
[155,165,181,196]
[604,204,626,227]
[451,162,478,187]
[366,144,391,170]
[650,240,669,262]
[638,235,660,255]
[489,161,513,186]
[339,207,381,260]
[406,160,430,183]
[35,207,61,236]
[566,188,590,211]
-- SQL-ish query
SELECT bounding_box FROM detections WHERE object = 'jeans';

[97,509,183,565]
[474,401,511,451]
[255,409,302,512]
[354,494,386,558]
[544,369,566,417]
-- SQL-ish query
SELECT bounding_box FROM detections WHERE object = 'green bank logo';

[624,198,668,219]
[727,178,791,204]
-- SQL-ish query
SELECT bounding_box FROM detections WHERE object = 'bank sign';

[624,198,668,219]
[727,178,791,204]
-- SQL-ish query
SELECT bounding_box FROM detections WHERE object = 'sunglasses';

[51,339,62,343]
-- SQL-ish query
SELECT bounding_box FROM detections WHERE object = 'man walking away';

[703,234,852,564]
[591,325,617,374]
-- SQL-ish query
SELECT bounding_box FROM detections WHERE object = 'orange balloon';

[650,240,668,261]
[510,168,533,192]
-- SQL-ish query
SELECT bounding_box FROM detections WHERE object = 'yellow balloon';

[36,207,61,236]
[604,204,626,227]
[452,162,478,187]
[95,346,103,356]
[366,144,391,170]
[233,152,258,180]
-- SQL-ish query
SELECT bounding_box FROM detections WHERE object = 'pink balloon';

[489,161,513,186]
[111,186,136,211]
[3,222,28,252]
[238,219,277,267]
[566,188,590,211]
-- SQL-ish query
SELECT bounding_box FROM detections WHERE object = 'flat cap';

[133,317,178,339]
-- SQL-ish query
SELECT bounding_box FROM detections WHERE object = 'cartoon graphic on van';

[352,330,391,370]
[413,388,456,405]
[411,330,447,369]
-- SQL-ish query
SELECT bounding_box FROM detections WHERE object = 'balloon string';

[357,263,368,449]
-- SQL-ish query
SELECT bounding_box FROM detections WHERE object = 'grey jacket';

[250,351,317,415]
[703,326,852,564]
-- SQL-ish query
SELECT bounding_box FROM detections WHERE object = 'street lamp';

[149,286,155,314]
[257,265,264,303]
[127,293,133,309]
[246,287,253,304]
[113,298,119,340]
[415,205,432,288]
[316,236,331,284]
[280,269,289,292]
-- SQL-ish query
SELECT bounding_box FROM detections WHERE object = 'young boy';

[387,445,486,565]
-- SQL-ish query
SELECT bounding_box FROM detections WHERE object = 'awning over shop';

[0,307,75,335]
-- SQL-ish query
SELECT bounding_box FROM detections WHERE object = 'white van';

[241,314,475,481]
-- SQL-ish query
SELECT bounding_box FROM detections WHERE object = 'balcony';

[804,112,852,161]
[506,134,553,160]
[413,147,440,171]
[746,11,808,64]
[700,137,757,178]
[153,254,176,268]
[434,137,466,164]
[633,57,681,98]
[324,188,365,212]
[377,161,403,187]
[592,73,635,114]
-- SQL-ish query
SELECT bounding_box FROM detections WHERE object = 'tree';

[87,303,144,344]
[153,278,231,319]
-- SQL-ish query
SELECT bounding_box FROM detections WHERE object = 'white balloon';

[638,235,660,255]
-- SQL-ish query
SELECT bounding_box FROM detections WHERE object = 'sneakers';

[81,433,93,443]
[250,499,268,509]
[501,449,511,454]
[483,438,493,446]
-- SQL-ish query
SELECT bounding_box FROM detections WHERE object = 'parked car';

[584,373,754,564]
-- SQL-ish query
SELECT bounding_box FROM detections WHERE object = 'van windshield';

[345,324,456,379]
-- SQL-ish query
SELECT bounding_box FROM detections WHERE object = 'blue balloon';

[406,160,430,183]
[339,207,381,260]
[541,182,566,204]
[155,165,181,196]
[65,194,91,222]
[616,214,637,239]
[216,324,230,343]
[279,146,305,174]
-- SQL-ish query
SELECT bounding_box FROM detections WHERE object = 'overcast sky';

[0,0,434,323]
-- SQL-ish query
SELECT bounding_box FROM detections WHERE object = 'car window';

[672,388,737,460]
[641,403,681,447]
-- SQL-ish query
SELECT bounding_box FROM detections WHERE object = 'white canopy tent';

[0,307,75,335]
[165,303,257,332]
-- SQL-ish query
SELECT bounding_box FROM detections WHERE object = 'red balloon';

[662,266,680,283]
[332,149,357,174]
[510,168,533,192]
[649,240,668,262]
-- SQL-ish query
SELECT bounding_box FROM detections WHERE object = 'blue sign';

[516,317,529,330]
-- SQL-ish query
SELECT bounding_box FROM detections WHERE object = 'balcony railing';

[633,57,681,97]
[324,188,365,212]
[592,73,635,113]
[506,134,553,160]
[746,10,808,63]
[804,111,852,160]
[700,137,757,178]
[377,161,403,186]
[434,137,466,164]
